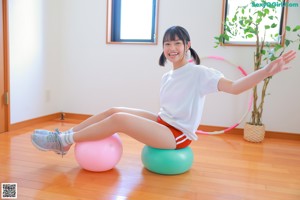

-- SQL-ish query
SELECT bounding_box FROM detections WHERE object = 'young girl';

[31,26,296,156]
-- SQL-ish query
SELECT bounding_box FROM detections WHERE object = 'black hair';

[159,26,200,66]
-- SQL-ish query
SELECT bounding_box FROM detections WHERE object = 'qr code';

[1,183,17,199]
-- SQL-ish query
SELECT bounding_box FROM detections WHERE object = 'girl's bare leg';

[73,107,157,132]
[31,108,176,155]
[73,112,177,149]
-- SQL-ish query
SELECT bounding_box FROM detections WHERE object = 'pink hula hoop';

[195,56,253,135]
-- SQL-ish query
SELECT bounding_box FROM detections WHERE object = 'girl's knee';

[109,112,128,124]
[106,107,122,116]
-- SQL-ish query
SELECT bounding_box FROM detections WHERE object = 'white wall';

[9,0,300,134]
[9,0,63,123]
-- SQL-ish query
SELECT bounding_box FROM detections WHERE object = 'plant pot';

[244,123,265,143]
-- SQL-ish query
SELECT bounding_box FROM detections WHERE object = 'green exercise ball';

[141,146,194,175]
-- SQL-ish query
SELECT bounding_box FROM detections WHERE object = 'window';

[106,0,159,44]
[221,0,288,45]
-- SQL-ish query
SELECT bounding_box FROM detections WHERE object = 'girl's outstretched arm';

[218,50,297,95]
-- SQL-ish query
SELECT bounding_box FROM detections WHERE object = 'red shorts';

[157,116,192,149]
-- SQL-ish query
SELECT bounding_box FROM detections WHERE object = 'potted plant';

[214,0,300,142]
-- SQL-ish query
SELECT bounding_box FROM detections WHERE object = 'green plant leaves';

[257,11,263,17]
[215,0,300,50]
[285,39,291,47]
[214,33,230,48]
[275,44,282,52]
[247,34,254,38]
[286,25,300,32]
[256,18,262,24]
[271,23,277,28]
[264,8,270,15]
[293,25,300,32]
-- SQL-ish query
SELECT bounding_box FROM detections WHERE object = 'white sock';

[66,128,74,134]
[60,130,75,146]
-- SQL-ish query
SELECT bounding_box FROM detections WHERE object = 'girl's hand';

[218,50,297,95]
[264,50,297,76]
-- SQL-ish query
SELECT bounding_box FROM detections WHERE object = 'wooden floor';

[1,119,300,200]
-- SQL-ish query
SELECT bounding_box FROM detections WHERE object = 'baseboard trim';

[199,125,300,141]
[62,112,92,120]
[10,113,61,131]
[9,112,300,140]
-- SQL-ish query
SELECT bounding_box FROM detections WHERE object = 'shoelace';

[46,128,64,158]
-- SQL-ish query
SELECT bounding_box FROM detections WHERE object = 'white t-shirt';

[158,63,224,140]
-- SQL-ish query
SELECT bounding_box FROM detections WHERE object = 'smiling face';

[163,37,190,69]
[161,26,191,69]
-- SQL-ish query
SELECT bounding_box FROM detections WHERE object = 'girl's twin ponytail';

[189,47,200,65]
[159,52,166,66]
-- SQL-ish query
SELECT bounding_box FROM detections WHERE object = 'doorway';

[0,0,9,133]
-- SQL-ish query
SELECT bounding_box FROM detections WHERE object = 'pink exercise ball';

[74,133,123,172]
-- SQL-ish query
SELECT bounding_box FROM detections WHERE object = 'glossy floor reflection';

[1,120,300,200]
